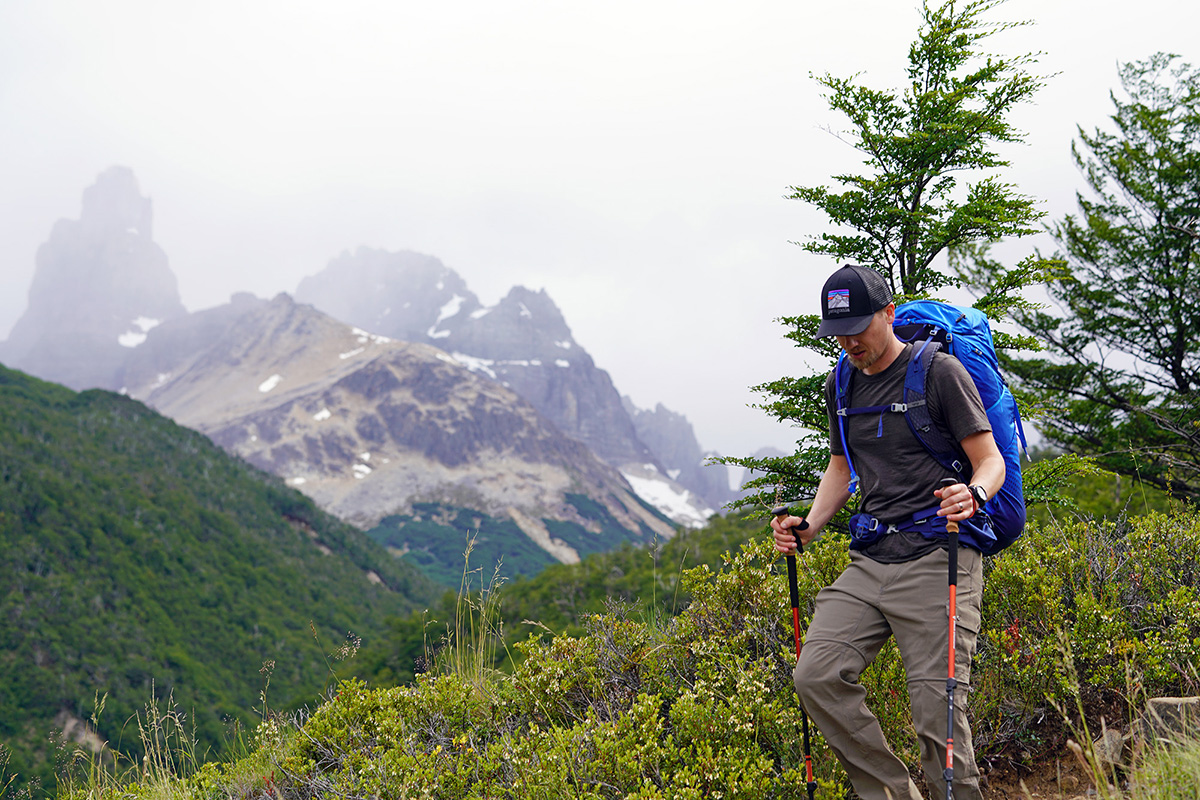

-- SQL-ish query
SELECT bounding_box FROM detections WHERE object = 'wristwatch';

[968,484,988,510]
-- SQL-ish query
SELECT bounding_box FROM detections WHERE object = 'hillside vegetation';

[347,511,758,686]
[366,492,675,588]
[27,473,1200,798]
[0,365,436,796]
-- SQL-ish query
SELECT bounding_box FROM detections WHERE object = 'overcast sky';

[1,0,1194,459]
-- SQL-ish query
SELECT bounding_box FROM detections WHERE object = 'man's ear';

[883,303,896,325]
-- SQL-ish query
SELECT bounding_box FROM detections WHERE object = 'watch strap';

[968,484,988,509]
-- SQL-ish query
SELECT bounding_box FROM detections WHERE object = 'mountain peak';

[0,167,185,389]
[295,248,481,339]
[80,165,153,239]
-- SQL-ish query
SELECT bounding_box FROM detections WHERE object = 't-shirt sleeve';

[929,352,991,443]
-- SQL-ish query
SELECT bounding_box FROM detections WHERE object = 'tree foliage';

[726,0,1056,511]
[1003,53,1200,499]
[793,0,1046,297]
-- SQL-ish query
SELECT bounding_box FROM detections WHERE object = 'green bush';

[62,505,1200,799]
[974,506,1200,762]
[261,537,891,797]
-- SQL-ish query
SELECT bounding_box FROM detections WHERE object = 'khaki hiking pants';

[793,546,984,800]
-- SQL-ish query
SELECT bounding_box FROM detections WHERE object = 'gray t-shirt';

[824,343,991,562]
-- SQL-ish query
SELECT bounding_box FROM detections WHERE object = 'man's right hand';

[771,513,811,554]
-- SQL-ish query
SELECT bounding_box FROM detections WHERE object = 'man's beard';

[847,349,881,371]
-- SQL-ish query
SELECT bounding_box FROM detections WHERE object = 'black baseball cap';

[815,264,894,338]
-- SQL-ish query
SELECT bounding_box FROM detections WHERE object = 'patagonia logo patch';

[827,288,851,312]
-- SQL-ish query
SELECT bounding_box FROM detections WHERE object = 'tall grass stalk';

[1128,736,1200,798]
[437,535,509,689]
[1,745,18,800]
[60,691,200,800]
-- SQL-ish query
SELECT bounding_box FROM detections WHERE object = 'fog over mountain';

[1,169,727,545]
[5,2,1188,468]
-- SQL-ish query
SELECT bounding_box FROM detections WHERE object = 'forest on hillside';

[0,366,436,796]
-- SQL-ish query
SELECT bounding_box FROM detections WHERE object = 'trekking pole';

[939,479,960,800]
[773,506,818,800]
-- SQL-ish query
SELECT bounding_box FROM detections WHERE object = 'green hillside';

[366,494,675,587]
[0,365,436,795]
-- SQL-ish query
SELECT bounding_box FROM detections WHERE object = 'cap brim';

[815,314,875,338]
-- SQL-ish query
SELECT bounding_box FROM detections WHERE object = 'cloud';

[1,0,1196,457]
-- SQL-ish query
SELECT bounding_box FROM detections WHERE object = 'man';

[771,264,1005,800]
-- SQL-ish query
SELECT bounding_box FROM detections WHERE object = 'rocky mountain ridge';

[123,293,673,557]
[0,167,738,577]
[295,247,733,517]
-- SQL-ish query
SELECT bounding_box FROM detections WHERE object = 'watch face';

[970,485,988,506]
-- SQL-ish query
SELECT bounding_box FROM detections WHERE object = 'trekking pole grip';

[773,505,809,607]
[938,479,960,575]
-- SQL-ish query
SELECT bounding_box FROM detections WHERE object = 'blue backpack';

[834,300,1028,555]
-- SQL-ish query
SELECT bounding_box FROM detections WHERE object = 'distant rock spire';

[0,166,186,390]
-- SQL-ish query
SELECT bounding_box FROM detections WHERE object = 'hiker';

[771,264,1006,800]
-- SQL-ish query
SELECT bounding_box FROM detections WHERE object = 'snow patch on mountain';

[258,374,283,393]
[450,353,498,379]
[620,464,713,529]
[427,295,465,338]
[117,316,162,348]
[351,327,391,344]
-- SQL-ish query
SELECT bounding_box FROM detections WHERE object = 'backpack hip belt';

[849,505,996,552]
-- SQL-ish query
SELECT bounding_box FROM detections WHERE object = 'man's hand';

[771,513,814,554]
[934,481,975,522]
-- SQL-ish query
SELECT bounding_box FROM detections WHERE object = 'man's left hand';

[935,481,975,521]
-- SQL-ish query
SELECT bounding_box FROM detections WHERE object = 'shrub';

[69,505,1200,799]
[974,505,1200,763]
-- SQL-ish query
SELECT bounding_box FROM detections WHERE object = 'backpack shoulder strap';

[833,355,862,494]
[903,340,968,479]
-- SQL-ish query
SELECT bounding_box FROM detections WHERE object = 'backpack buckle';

[890,403,908,413]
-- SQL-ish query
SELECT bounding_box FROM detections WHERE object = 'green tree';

[1002,53,1200,499]
[726,0,1057,510]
